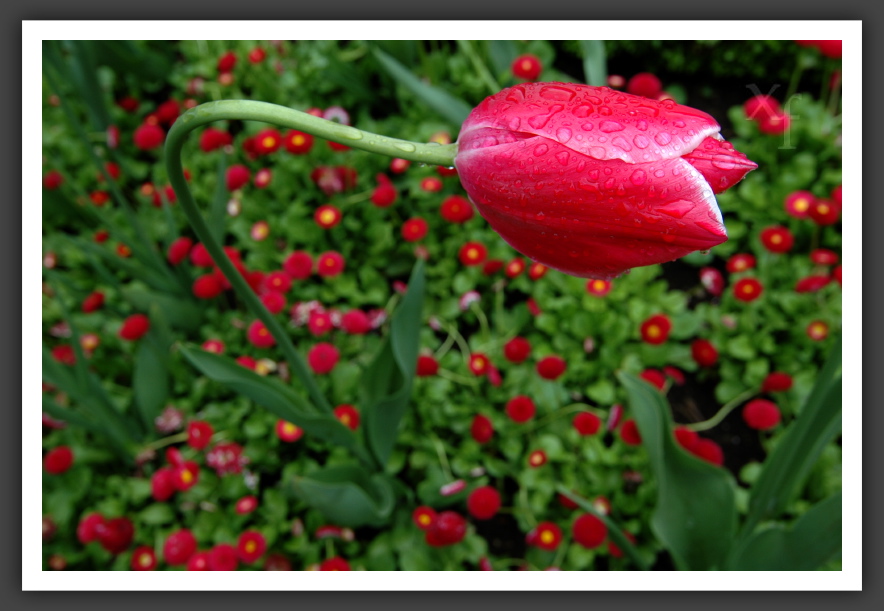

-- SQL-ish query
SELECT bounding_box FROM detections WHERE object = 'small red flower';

[527,522,563,551]
[416,354,440,377]
[425,511,467,547]
[208,543,239,571]
[573,412,601,436]
[536,355,566,380]
[334,404,360,431]
[511,54,542,80]
[640,314,672,345]
[247,320,275,349]
[742,399,781,430]
[44,446,73,474]
[795,275,831,293]
[341,310,372,335]
[193,273,224,299]
[163,529,197,566]
[572,513,607,549]
[402,217,429,242]
[308,310,333,337]
[639,368,667,391]
[199,127,233,152]
[758,111,790,135]
[217,51,236,73]
[173,461,200,491]
[743,94,781,121]
[691,339,718,367]
[440,195,474,223]
[586,278,613,297]
[467,486,501,520]
[528,449,547,468]
[503,337,531,364]
[619,419,642,445]
[316,251,345,277]
[760,226,794,254]
[319,557,351,571]
[187,551,211,571]
[189,243,213,267]
[412,506,437,530]
[81,291,105,313]
[151,467,176,502]
[283,251,313,280]
[810,248,839,266]
[761,372,793,393]
[807,320,829,341]
[626,72,663,98]
[470,414,494,443]
[284,130,313,154]
[43,170,63,189]
[505,258,526,278]
[699,267,724,296]
[253,129,282,155]
[236,495,259,515]
[187,421,213,450]
[314,204,342,229]
[207,441,249,476]
[77,512,106,544]
[733,277,764,302]
[308,343,340,374]
[528,262,548,280]
[726,253,756,273]
[237,530,267,564]
[690,438,724,466]
[370,181,398,207]
[527,297,542,316]
[131,546,157,571]
[809,199,840,225]
[784,190,815,219]
[276,420,304,442]
[469,353,490,376]
[51,345,75,366]
[673,426,699,452]
[259,291,285,314]
[505,396,536,423]
[202,339,225,354]
[459,242,488,266]
[133,123,165,150]
[96,517,135,554]
[119,314,150,341]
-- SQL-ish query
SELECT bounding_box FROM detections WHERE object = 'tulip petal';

[461,83,721,165]
[682,136,758,194]
[456,135,726,279]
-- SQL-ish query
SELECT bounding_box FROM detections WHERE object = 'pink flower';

[307,343,340,374]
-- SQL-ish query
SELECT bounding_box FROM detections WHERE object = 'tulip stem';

[168,100,458,167]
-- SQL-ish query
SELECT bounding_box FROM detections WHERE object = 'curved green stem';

[685,388,758,432]
[169,100,458,166]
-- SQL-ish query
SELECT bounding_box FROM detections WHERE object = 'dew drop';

[576,160,586,172]
[539,85,577,101]
[654,169,665,178]
[589,146,607,160]
[588,96,602,105]
[636,119,648,131]
[528,104,564,129]
[508,117,521,131]
[603,178,615,190]
[341,126,364,140]
[633,134,650,149]
[588,170,599,181]
[535,212,545,220]
[573,104,593,118]
[599,120,624,133]
[556,127,573,142]
[656,199,695,219]
[612,136,632,152]
[673,120,686,128]
[581,122,594,131]
[711,155,737,170]
[599,106,613,116]
[534,143,549,156]
[630,169,647,186]
[696,219,725,236]
[655,132,672,146]
[603,167,612,175]
[555,151,570,165]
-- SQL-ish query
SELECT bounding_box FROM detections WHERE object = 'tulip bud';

[455,83,757,279]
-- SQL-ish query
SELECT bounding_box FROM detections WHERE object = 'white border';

[26,21,861,590]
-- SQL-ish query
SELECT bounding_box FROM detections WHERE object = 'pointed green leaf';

[133,331,170,431]
[743,336,842,536]
[372,48,472,127]
[289,464,395,527]
[579,40,607,87]
[618,371,738,570]
[727,492,841,570]
[206,153,229,246]
[488,40,518,76]
[179,345,367,459]
[361,260,425,468]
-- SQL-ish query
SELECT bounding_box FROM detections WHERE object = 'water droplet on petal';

[508,117,521,130]
[600,120,624,133]
[581,122,594,131]
[589,146,607,159]
[573,104,593,118]
[612,136,632,151]
[533,144,549,156]
[655,132,672,146]
[630,169,647,185]
[539,85,577,101]
[654,169,665,178]
[673,120,686,128]
[633,135,650,149]
[598,106,613,116]
[528,104,564,129]
[555,151,570,165]
[656,199,695,219]
[556,127,572,142]
[588,96,603,105]
[636,120,648,131]
[711,155,737,170]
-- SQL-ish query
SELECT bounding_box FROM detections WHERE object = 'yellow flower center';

[540,530,554,545]
[245,541,257,554]
[646,326,660,338]
[319,210,337,225]
[181,470,193,484]
[522,60,533,71]
[817,204,830,215]
[771,235,782,244]
[292,135,305,146]
[419,514,431,526]
[262,136,276,149]
[794,198,809,212]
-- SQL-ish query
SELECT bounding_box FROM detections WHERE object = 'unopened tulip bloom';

[455,83,757,279]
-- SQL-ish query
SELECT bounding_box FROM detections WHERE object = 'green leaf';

[360,260,425,468]
[133,331,170,432]
[579,40,607,87]
[372,48,472,128]
[137,503,176,526]
[289,464,395,527]
[727,493,841,570]
[488,40,518,76]
[206,153,229,246]
[179,345,367,461]
[618,371,738,570]
[743,336,842,536]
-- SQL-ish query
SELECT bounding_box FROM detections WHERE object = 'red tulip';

[455,83,757,279]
